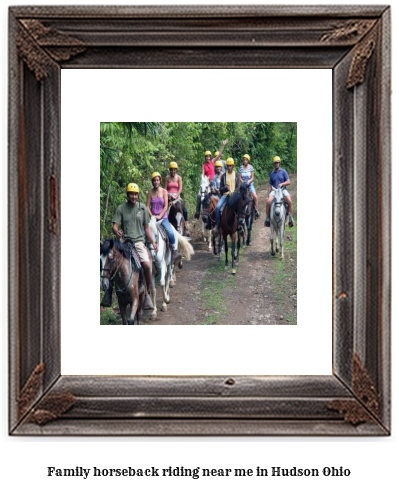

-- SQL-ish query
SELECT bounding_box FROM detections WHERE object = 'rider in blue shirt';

[264,156,295,227]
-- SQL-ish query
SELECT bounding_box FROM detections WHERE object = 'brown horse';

[217,184,249,274]
[100,239,147,325]
[168,197,187,237]
[202,191,220,252]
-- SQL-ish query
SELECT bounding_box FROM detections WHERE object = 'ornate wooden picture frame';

[9,5,391,435]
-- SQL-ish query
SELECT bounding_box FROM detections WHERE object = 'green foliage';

[100,122,297,238]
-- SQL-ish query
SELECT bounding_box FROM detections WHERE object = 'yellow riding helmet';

[204,150,212,156]
[215,161,223,168]
[214,151,219,157]
[126,183,140,193]
[169,162,178,169]
[151,171,161,180]
[273,156,281,163]
[242,154,251,161]
[226,157,235,166]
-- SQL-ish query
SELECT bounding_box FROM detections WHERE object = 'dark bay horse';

[217,184,250,274]
[100,239,145,324]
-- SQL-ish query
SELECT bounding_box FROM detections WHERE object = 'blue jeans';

[215,195,227,227]
[159,218,175,246]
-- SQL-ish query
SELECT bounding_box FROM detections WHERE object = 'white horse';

[147,217,194,319]
[270,187,289,259]
[199,175,212,250]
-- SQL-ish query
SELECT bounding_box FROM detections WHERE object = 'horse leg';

[280,225,285,260]
[201,208,207,243]
[231,235,237,275]
[224,236,229,270]
[130,295,139,325]
[119,302,128,325]
[235,230,240,262]
[270,224,275,256]
[218,235,223,261]
[247,217,252,246]
[161,263,172,311]
[170,262,176,287]
[149,273,157,320]
[212,230,217,255]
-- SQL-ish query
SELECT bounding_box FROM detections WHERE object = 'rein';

[203,196,217,224]
[101,252,134,294]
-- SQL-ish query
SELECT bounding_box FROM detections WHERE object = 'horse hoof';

[271,251,276,256]
[178,260,183,269]
[232,269,237,275]
[161,305,167,312]
[170,280,175,287]
[149,313,157,321]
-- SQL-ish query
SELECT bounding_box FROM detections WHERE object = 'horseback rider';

[146,172,182,264]
[239,154,260,218]
[101,183,158,310]
[164,161,189,236]
[195,138,229,218]
[210,160,223,195]
[213,157,240,236]
[214,151,227,173]
[264,156,295,228]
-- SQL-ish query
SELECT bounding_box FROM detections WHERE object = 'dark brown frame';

[9,5,391,436]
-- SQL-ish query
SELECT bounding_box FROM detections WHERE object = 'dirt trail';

[143,175,297,325]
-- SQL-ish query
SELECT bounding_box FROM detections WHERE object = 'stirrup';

[264,217,270,227]
[254,209,260,219]
[289,217,295,228]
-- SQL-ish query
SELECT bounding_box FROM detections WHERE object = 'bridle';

[202,194,218,224]
[101,247,134,294]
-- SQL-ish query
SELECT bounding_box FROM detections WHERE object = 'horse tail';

[175,230,194,261]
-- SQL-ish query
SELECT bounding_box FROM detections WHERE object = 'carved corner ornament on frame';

[9,5,391,436]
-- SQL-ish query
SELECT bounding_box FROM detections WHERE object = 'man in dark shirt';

[264,156,295,228]
[101,183,158,309]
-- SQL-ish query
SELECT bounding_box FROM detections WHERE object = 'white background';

[61,68,332,376]
[1,1,398,492]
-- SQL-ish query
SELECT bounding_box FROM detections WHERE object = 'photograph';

[100,122,298,326]
[6,0,391,442]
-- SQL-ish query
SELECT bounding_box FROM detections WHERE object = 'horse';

[198,175,212,246]
[168,196,187,239]
[201,186,220,252]
[216,184,250,274]
[147,216,194,319]
[100,239,145,325]
[270,186,289,259]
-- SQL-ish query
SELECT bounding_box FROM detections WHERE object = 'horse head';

[272,186,284,217]
[199,175,210,203]
[100,238,118,291]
